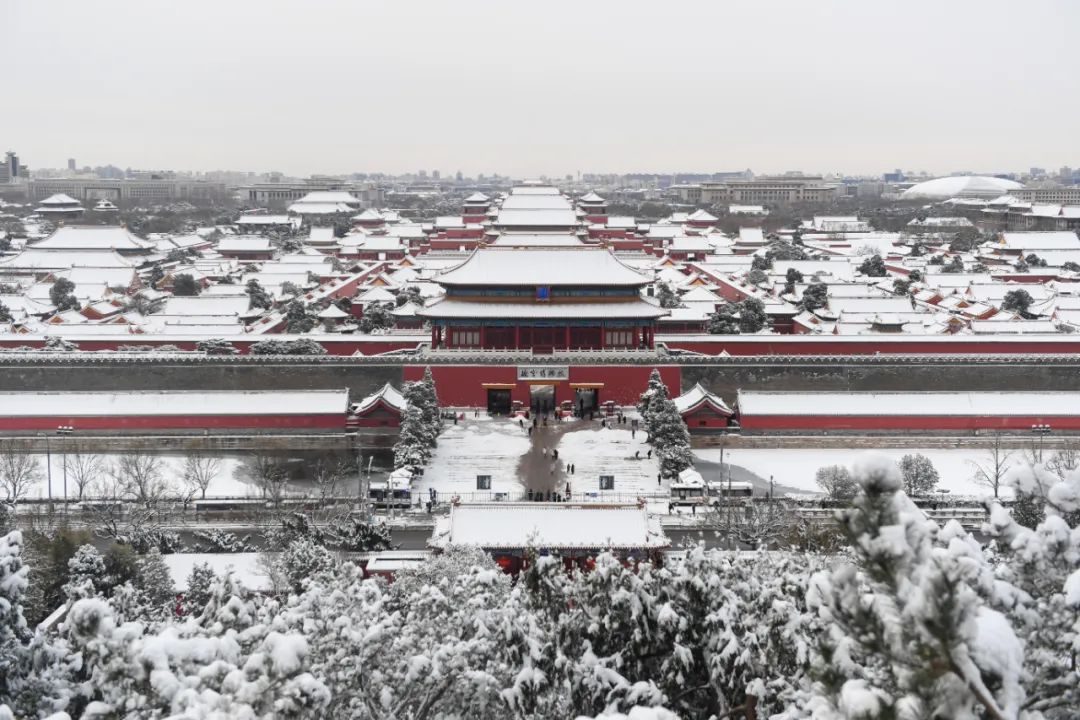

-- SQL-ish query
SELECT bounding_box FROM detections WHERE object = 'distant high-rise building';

[432,169,440,180]
[67,158,76,171]
[1,151,20,183]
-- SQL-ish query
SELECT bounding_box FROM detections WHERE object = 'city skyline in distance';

[5,0,1077,179]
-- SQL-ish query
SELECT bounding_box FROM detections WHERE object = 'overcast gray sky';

[4,0,1077,178]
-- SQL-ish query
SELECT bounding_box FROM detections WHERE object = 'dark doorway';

[575,387,599,414]
[487,389,512,415]
[529,384,555,414]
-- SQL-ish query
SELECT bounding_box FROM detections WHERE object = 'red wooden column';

[564,326,571,349]
[599,326,606,350]
[633,326,640,348]
[480,324,487,349]
[431,324,438,348]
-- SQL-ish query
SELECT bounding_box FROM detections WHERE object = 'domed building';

[901,176,1022,200]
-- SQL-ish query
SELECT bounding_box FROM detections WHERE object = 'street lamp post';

[57,426,73,509]
[41,432,52,508]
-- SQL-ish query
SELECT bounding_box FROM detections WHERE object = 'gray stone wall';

[681,360,1080,407]
[0,359,403,401]
[4,355,1078,411]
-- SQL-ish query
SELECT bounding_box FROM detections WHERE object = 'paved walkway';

[515,414,655,497]
[513,415,574,495]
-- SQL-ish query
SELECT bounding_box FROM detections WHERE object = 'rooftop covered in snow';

[433,247,652,287]
[429,502,669,551]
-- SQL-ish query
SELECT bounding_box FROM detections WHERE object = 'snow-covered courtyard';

[413,416,664,502]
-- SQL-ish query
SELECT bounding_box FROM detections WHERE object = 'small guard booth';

[427,501,670,574]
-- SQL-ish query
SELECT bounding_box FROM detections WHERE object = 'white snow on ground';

[693,447,1019,497]
[557,426,664,498]
[27,454,255,501]
[414,418,532,498]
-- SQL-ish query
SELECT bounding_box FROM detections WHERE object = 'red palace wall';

[660,337,1080,355]
[740,415,1080,432]
[0,337,423,355]
[0,414,346,432]
[682,407,732,430]
[404,365,682,407]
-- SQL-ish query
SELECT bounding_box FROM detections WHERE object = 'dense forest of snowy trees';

[0,454,1077,719]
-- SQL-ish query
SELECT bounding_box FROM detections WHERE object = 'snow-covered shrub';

[800,455,1029,718]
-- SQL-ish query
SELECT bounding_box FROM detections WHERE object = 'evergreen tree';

[359,302,394,333]
[245,278,272,310]
[326,513,393,552]
[1002,288,1034,316]
[172,273,200,296]
[183,562,218,616]
[0,302,12,324]
[249,338,327,355]
[280,537,335,592]
[799,282,828,311]
[48,278,80,312]
[394,285,423,307]
[285,300,316,333]
[0,531,29,707]
[394,406,432,471]
[649,397,692,478]
[805,457,1028,718]
[196,338,238,355]
[738,297,768,333]
[134,549,175,616]
[857,254,887,277]
[751,254,772,271]
[149,263,165,289]
[942,255,966,273]
[636,369,668,436]
[63,545,107,601]
[782,267,803,295]
[898,453,939,495]
[655,281,681,309]
[402,368,440,445]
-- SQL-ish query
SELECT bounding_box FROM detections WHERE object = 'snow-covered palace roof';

[673,383,734,416]
[434,247,652,287]
[429,502,669,551]
[353,383,407,415]
[418,298,668,320]
[737,391,1080,417]
[1,389,350,417]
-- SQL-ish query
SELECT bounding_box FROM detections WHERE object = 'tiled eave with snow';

[417,298,669,321]
[673,382,734,416]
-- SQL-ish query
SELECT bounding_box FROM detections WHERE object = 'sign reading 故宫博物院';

[518,366,569,381]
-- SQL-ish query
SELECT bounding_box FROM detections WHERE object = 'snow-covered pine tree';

[981,461,1080,715]
[63,544,107,602]
[0,531,29,701]
[803,456,1026,719]
[325,512,392,552]
[280,538,336,593]
[394,405,432,471]
[649,397,692,478]
[183,562,217,616]
[636,369,669,436]
[402,367,441,446]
